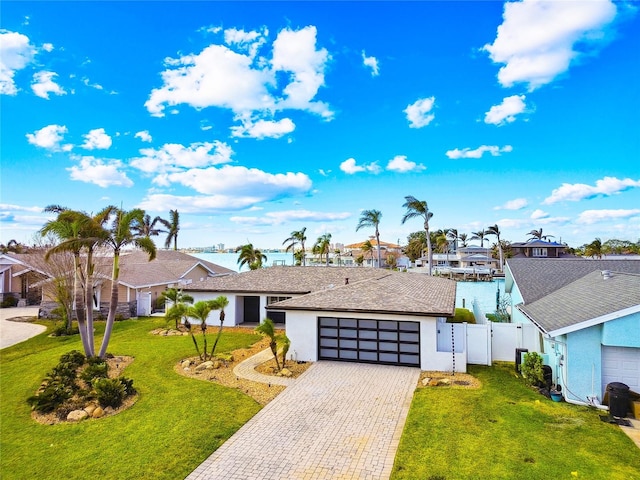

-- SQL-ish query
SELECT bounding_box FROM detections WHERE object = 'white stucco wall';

[285,310,466,372]
[189,291,239,326]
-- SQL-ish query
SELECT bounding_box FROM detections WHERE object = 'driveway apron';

[187,361,419,480]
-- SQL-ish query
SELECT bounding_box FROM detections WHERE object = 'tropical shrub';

[520,351,544,386]
[81,362,108,383]
[93,378,126,408]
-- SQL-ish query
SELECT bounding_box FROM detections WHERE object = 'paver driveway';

[187,361,419,480]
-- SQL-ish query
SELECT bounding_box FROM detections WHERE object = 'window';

[267,296,291,305]
[532,248,547,257]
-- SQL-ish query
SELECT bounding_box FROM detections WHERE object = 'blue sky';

[1,1,639,250]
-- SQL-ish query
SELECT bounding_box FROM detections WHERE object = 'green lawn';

[392,363,640,480]
[0,318,262,480]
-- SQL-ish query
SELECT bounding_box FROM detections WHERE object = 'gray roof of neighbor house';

[518,271,640,335]
[184,266,388,294]
[267,271,457,317]
[506,258,640,304]
[117,249,234,288]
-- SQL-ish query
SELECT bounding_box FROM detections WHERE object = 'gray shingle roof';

[506,258,640,304]
[268,271,457,317]
[184,266,387,294]
[116,250,234,287]
[518,271,640,335]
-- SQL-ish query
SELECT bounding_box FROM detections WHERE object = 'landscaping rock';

[67,410,89,422]
[212,360,221,369]
[181,360,191,369]
[196,361,214,371]
[279,368,292,378]
[84,404,97,415]
[428,379,440,387]
[422,377,431,386]
[439,378,451,386]
[92,407,104,418]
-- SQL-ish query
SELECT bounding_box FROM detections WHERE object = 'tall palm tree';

[356,209,382,268]
[486,224,504,271]
[159,209,180,250]
[528,228,554,241]
[186,301,213,360]
[401,196,434,275]
[458,233,469,248]
[584,238,603,259]
[470,229,489,248]
[283,228,306,265]
[235,243,267,270]
[255,318,281,371]
[313,233,332,266]
[98,208,156,358]
[134,214,164,238]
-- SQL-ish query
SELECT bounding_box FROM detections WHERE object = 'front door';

[243,296,260,324]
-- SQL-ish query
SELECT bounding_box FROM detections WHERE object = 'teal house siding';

[602,312,640,348]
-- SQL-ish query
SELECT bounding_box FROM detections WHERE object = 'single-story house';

[505,258,640,406]
[184,266,462,371]
[1,249,233,317]
[510,239,569,258]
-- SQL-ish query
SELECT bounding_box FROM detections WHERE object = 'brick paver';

[187,361,419,480]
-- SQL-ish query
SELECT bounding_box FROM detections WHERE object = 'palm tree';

[159,209,180,250]
[458,233,469,248]
[486,224,504,271]
[133,214,164,238]
[361,240,374,266]
[401,196,434,275]
[283,228,306,265]
[356,209,382,268]
[471,229,489,248]
[98,208,156,358]
[235,243,267,270]
[255,318,281,371]
[528,228,554,241]
[208,295,229,358]
[161,288,194,329]
[584,238,603,259]
[313,233,332,266]
[186,300,214,360]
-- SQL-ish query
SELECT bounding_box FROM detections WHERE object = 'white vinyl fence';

[438,321,540,366]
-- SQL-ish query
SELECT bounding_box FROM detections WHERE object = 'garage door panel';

[602,346,640,396]
[318,317,420,367]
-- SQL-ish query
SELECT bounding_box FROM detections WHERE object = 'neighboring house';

[505,258,640,406]
[184,266,462,371]
[0,250,233,317]
[510,239,569,258]
[342,240,406,268]
[416,246,498,272]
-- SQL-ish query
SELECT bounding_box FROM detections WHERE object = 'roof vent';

[601,270,612,280]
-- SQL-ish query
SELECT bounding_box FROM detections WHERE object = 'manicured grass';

[0,318,262,480]
[392,363,640,480]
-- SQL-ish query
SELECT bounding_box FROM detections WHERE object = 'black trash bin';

[542,365,553,390]
[607,382,630,417]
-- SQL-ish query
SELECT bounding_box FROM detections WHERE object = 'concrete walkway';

[232,348,296,387]
[0,307,45,349]
[187,361,419,480]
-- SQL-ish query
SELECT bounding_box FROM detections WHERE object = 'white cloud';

[25,124,72,151]
[166,165,312,198]
[543,176,640,204]
[32,71,66,99]
[446,145,512,159]
[131,141,233,180]
[530,209,549,220]
[0,30,36,95]
[339,158,381,175]
[81,128,112,150]
[494,198,528,210]
[404,97,435,128]
[576,209,640,225]
[230,116,295,139]
[0,203,43,213]
[231,209,351,226]
[483,0,617,90]
[484,95,526,125]
[386,155,425,173]
[41,43,54,52]
[82,77,104,90]
[67,155,133,188]
[145,25,332,126]
[362,51,379,76]
[134,130,153,142]
[137,193,261,213]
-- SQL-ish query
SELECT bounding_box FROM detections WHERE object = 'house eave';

[547,304,640,337]
[266,305,455,318]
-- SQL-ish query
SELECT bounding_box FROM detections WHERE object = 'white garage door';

[602,346,640,396]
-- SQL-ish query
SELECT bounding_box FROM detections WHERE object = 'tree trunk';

[375,230,381,268]
[98,251,120,358]
[73,254,91,356]
[84,248,96,357]
[425,223,433,276]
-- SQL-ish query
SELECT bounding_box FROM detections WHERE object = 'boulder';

[181,360,191,369]
[428,379,440,387]
[195,361,214,371]
[279,368,293,378]
[92,407,105,418]
[421,377,431,386]
[84,404,97,415]
[67,410,89,422]
[439,378,451,386]
[212,360,221,369]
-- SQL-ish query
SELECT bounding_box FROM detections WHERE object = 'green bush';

[448,308,476,324]
[1,296,18,308]
[520,351,544,386]
[51,324,80,337]
[118,377,136,396]
[59,350,86,368]
[27,383,73,413]
[81,363,108,383]
[93,378,126,408]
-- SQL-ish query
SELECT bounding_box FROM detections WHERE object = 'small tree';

[161,288,194,329]
[186,301,213,360]
[520,352,544,386]
[255,318,281,371]
[280,334,291,369]
[208,295,229,358]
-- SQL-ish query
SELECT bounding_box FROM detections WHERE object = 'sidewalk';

[0,307,46,349]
